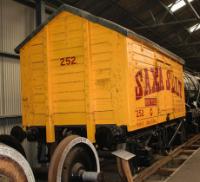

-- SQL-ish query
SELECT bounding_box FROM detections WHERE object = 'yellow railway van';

[14,5,187,182]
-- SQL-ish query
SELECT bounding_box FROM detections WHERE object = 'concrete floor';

[165,148,200,182]
[101,159,123,182]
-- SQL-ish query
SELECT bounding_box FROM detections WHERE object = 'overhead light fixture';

[168,0,194,13]
[188,23,200,33]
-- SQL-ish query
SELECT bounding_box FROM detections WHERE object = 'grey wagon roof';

[15,4,184,65]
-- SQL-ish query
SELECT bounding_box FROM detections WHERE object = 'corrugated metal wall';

[0,0,36,165]
[0,116,21,134]
[0,58,3,116]
[0,57,21,116]
[0,0,51,166]
[0,0,35,54]
[0,0,35,116]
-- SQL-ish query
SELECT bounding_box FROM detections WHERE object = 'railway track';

[103,133,200,182]
[133,134,200,182]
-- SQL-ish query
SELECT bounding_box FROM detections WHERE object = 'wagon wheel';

[48,135,103,182]
[0,134,26,158]
[0,144,35,182]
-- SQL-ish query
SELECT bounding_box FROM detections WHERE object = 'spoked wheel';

[48,135,102,182]
[0,144,35,182]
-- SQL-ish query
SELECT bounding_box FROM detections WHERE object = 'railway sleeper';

[183,145,200,150]
[181,149,196,155]
[157,167,176,176]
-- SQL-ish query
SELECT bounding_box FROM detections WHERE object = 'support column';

[35,0,45,27]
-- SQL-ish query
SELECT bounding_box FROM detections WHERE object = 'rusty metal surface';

[48,135,100,182]
[48,135,78,182]
[0,144,35,182]
[0,156,27,182]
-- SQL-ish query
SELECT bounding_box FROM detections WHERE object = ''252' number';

[60,56,76,66]
[136,109,144,117]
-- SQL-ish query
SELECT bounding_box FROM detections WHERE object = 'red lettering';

[60,56,76,66]
[144,68,151,96]
[178,80,182,98]
[71,56,76,64]
[135,70,143,100]
[166,70,171,90]
[66,57,71,65]
[171,76,179,96]
[136,109,144,117]
[151,68,159,93]
[135,68,182,100]
[145,98,157,106]
[159,67,164,91]
[60,57,65,66]
[171,76,175,93]
[175,77,178,96]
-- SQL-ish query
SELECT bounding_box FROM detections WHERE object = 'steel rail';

[133,134,200,182]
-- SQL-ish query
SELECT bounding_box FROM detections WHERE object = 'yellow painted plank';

[53,100,85,113]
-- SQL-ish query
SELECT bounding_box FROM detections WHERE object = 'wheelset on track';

[0,144,35,182]
[48,135,103,182]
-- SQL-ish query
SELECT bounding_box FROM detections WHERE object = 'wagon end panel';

[19,12,89,142]
[20,29,47,128]
[126,38,185,132]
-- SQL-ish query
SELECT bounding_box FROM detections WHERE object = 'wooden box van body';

[16,5,185,143]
